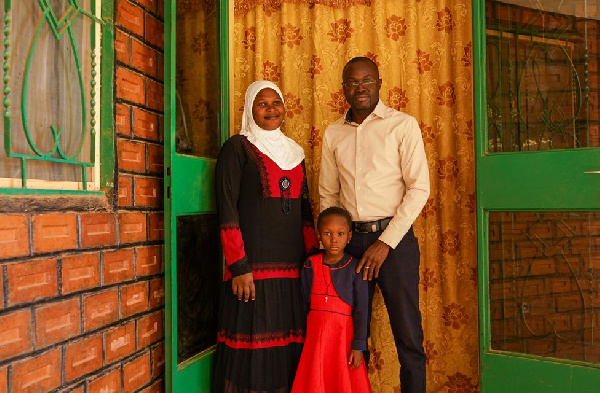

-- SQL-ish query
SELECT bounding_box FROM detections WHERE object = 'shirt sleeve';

[378,118,430,248]
[215,138,251,279]
[318,130,341,211]
[351,269,369,351]
[301,162,319,255]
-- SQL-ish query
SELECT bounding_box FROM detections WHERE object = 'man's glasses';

[341,78,378,88]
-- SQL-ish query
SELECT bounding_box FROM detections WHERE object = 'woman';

[214,81,318,392]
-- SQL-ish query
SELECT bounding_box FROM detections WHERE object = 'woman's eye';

[338,232,345,236]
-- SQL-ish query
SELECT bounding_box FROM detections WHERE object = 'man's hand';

[356,239,390,280]
[232,272,255,302]
[348,349,364,369]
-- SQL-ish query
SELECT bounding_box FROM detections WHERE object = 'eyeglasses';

[341,78,378,88]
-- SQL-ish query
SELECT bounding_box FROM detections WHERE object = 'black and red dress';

[214,134,318,392]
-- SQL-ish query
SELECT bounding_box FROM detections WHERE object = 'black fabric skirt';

[213,275,306,393]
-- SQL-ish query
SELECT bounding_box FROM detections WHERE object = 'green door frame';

[164,0,230,391]
[473,0,600,391]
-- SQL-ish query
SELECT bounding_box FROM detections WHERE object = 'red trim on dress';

[252,263,301,280]
[220,224,245,267]
[218,329,305,349]
[302,224,319,255]
[241,136,304,198]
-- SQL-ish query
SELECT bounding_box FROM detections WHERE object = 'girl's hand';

[232,272,255,302]
[348,349,364,369]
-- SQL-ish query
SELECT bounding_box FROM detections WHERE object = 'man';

[319,57,430,392]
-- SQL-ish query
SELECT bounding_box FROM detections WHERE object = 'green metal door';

[164,1,230,391]
[474,0,600,391]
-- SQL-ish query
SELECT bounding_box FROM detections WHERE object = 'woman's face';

[252,88,285,131]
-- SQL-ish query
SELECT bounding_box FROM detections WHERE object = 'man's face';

[342,61,381,114]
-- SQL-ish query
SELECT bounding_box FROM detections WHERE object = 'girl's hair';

[317,206,353,230]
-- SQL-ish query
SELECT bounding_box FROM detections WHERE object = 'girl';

[292,206,372,392]
[214,81,318,392]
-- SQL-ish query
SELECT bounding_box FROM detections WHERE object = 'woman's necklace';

[321,261,332,302]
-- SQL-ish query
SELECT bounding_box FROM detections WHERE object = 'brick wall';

[0,1,166,391]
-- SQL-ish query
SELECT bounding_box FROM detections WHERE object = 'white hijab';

[240,81,305,170]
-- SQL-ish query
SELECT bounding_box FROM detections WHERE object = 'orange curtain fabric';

[232,0,478,391]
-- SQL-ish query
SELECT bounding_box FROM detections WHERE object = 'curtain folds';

[231,0,477,390]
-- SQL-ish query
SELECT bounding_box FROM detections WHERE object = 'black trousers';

[346,226,426,393]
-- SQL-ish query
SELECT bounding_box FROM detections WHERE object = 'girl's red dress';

[292,255,372,393]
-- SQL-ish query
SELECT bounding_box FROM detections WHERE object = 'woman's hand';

[348,349,364,369]
[232,272,255,302]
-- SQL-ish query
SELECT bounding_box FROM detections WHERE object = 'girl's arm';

[351,269,369,352]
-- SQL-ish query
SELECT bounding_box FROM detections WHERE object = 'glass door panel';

[489,211,600,363]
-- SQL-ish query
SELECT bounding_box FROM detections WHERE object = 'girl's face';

[252,88,285,130]
[318,215,352,262]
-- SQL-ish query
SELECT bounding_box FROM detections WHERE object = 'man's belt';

[352,217,392,234]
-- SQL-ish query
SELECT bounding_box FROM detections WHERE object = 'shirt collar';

[344,99,386,124]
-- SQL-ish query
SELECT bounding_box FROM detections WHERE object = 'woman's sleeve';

[300,260,312,314]
[216,138,251,279]
[300,162,319,256]
[351,270,369,351]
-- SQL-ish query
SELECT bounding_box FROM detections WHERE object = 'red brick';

[83,288,119,331]
[157,53,164,82]
[0,368,6,393]
[116,0,144,36]
[118,174,134,207]
[0,309,32,361]
[11,349,61,392]
[35,297,81,348]
[121,281,149,317]
[149,277,165,309]
[0,215,29,259]
[145,14,164,50]
[134,177,162,208]
[147,144,164,174]
[116,67,145,104]
[136,245,162,277]
[115,30,131,65]
[65,334,103,381]
[61,253,101,294]
[123,352,151,391]
[118,139,146,172]
[151,342,165,378]
[132,107,159,141]
[132,39,158,76]
[32,214,77,253]
[102,248,135,284]
[80,213,117,248]
[146,78,163,112]
[148,212,164,241]
[88,367,121,393]
[157,0,164,19]
[118,212,147,244]
[136,0,157,13]
[116,103,131,136]
[137,311,163,349]
[0,277,3,310]
[60,386,84,393]
[104,322,135,363]
[6,258,57,305]
[139,380,163,393]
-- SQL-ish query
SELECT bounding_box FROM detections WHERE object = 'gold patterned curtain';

[188,0,476,390]
[232,1,477,391]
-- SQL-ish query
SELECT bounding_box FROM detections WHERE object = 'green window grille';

[1,0,114,194]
